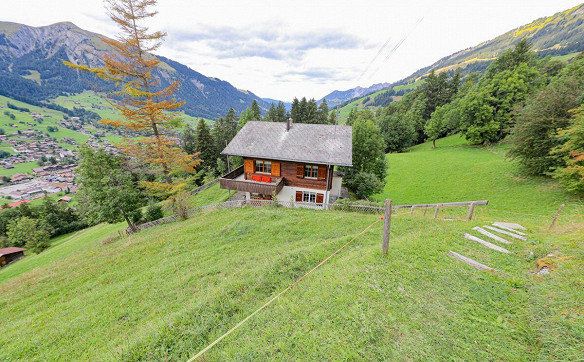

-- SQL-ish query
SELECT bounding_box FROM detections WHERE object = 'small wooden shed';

[0,247,25,267]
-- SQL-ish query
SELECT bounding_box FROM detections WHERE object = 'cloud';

[278,68,355,84]
[168,24,368,61]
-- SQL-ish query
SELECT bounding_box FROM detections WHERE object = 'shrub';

[145,204,164,222]
[129,209,143,225]
[6,217,50,253]
[168,191,190,220]
[345,172,383,199]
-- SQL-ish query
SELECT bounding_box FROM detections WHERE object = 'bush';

[345,172,383,199]
[6,217,50,253]
[129,209,143,225]
[145,204,164,222]
[168,191,190,220]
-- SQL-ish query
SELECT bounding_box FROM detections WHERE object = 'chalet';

[0,247,25,267]
[220,120,352,205]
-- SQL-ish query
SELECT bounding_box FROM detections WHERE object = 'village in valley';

[0,101,118,206]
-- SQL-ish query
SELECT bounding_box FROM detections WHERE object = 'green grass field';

[0,136,582,360]
[0,95,91,146]
[53,91,210,127]
[335,80,423,123]
[0,160,37,177]
[373,134,584,224]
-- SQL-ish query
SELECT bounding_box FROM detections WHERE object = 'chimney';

[286,117,292,131]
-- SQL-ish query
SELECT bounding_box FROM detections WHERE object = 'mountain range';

[322,3,584,108]
[0,21,274,119]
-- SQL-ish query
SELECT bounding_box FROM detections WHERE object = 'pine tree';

[306,99,318,123]
[250,100,261,120]
[275,101,287,122]
[64,0,199,195]
[195,119,217,169]
[299,97,308,123]
[328,111,337,125]
[317,99,329,124]
[212,108,238,162]
[264,104,278,122]
[182,125,197,154]
[290,97,300,123]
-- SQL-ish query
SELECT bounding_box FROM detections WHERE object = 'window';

[304,164,318,178]
[302,191,316,203]
[255,160,272,174]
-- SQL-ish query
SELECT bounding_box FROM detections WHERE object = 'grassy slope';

[53,91,210,129]
[373,135,584,224]
[336,80,422,123]
[0,223,124,284]
[0,184,230,283]
[0,137,582,360]
[0,95,90,149]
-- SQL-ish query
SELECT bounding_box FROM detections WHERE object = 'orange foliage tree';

[65,0,199,195]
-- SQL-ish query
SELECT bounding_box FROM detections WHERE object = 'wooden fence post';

[466,202,476,221]
[549,203,565,230]
[382,199,392,255]
[433,206,440,220]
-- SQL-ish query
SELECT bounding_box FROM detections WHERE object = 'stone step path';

[448,221,528,273]
[448,251,496,271]
[473,226,511,244]
[464,233,511,254]
[493,222,526,231]
[484,225,527,240]
[492,222,527,236]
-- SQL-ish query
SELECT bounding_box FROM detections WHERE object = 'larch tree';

[65,0,199,195]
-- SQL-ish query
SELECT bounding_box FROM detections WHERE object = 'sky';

[1,0,583,100]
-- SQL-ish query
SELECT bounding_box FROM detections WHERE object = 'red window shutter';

[295,191,303,202]
[316,193,324,204]
[244,159,254,174]
[296,164,304,178]
[317,165,327,180]
[271,162,281,177]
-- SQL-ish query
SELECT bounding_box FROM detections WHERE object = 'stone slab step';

[464,233,511,254]
[473,227,511,244]
[448,251,496,271]
[492,223,527,236]
[484,226,527,240]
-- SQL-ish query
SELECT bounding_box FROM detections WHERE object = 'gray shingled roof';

[222,121,352,166]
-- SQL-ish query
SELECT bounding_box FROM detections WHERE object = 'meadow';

[0,136,582,360]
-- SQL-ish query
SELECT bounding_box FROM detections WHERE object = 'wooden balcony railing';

[219,166,284,195]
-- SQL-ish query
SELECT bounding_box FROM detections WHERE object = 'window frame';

[304,164,319,179]
[254,160,272,174]
[302,191,317,203]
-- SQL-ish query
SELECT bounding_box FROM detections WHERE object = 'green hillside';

[0,136,582,360]
[52,91,207,129]
[0,95,90,146]
[335,80,422,123]
[408,4,584,80]
[373,135,584,223]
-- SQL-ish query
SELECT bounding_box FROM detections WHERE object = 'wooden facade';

[242,158,333,190]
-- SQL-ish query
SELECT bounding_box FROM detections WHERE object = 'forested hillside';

[344,40,584,200]
[330,4,584,119]
[409,4,584,81]
[0,21,273,119]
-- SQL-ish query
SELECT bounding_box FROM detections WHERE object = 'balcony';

[219,166,284,195]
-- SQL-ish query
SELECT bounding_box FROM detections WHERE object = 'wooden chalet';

[220,119,352,205]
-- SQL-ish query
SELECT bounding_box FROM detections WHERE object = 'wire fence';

[125,198,489,235]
